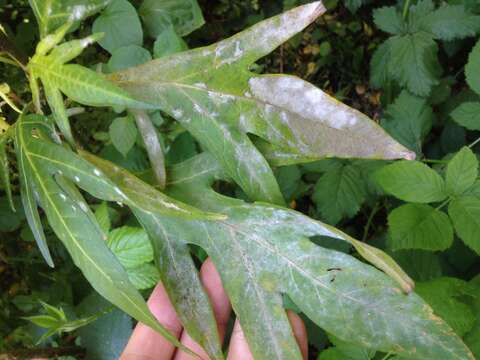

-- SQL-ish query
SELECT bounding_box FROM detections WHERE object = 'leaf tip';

[401,151,416,161]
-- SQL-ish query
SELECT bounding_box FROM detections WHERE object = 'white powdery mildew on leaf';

[249,76,358,130]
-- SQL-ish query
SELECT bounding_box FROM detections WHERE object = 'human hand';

[120,258,308,360]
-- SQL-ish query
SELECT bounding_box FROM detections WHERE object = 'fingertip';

[120,282,183,360]
[200,258,232,334]
[287,310,308,360]
[227,319,254,360]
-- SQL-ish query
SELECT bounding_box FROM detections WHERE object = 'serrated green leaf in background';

[371,0,480,97]
[387,204,453,251]
[380,91,433,156]
[127,263,160,290]
[313,164,366,224]
[445,146,478,196]
[92,0,143,54]
[29,0,111,37]
[107,45,152,73]
[110,2,414,205]
[107,226,153,269]
[318,334,375,360]
[466,39,480,95]
[109,115,138,157]
[416,277,476,336]
[375,161,447,203]
[139,0,205,38]
[85,151,475,360]
[448,196,480,255]
[451,102,480,131]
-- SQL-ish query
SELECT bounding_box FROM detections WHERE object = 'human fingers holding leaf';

[121,258,308,360]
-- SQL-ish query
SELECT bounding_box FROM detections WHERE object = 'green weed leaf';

[107,45,152,72]
[92,0,143,54]
[375,161,447,203]
[110,2,414,204]
[139,0,205,38]
[153,26,188,58]
[127,263,160,290]
[109,115,138,157]
[388,204,453,251]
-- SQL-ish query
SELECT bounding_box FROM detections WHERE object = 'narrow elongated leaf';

[29,0,111,37]
[0,128,14,211]
[131,110,167,188]
[85,152,473,360]
[15,114,196,355]
[15,121,54,268]
[110,2,413,204]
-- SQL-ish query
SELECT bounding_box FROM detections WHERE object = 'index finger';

[120,282,183,360]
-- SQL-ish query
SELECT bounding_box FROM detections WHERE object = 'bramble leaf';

[312,163,366,224]
[466,39,480,96]
[139,0,205,38]
[416,277,476,336]
[387,204,453,251]
[451,102,480,131]
[448,196,480,255]
[371,0,479,96]
[110,3,414,204]
[84,151,476,360]
[375,161,447,203]
[107,226,153,269]
[445,146,478,196]
[380,91,433,155]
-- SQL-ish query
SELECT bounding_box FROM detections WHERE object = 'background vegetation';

[0,0,479,359]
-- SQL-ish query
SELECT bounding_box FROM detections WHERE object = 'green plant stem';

[435,197,451,211]
[402,0,411,19]
[381,352,393,360]
[362,202,380,242]
[468,136,480,149]
[423,158,448,164]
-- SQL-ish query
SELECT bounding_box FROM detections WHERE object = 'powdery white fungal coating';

[74,176,81,183]
[93,169,102,176]
[172,108,184,118]
[249,76,359,130]
[78,201,89,212]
